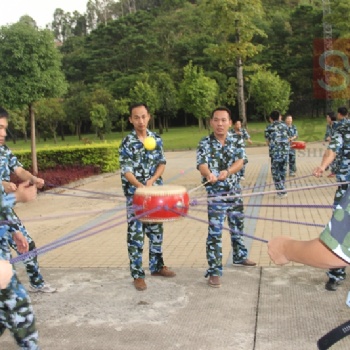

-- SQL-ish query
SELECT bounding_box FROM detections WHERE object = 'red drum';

[291,141,306,149]
[133,185,189,223]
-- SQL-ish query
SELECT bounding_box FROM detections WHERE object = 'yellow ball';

[144,136,156,151]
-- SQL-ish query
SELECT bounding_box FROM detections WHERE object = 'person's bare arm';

[198,164,217,183]
[268,237,348,269]
[2,181,17,193]
[313,149,336,177]
[14,168,44,189]
[124,172,144,189]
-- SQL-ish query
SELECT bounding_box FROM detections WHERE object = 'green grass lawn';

[6,118,326,152]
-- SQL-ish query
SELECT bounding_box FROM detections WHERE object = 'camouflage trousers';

[205,192,247,277]
[270,158,288,194]
[327,179,350,282]
[7,211,45,289]
[126,197,164,279]
[0,275,39,349]
[288,149,296,174]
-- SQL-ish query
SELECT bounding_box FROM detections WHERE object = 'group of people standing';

[2,101,349,348]
[118,104,303,291]
[269,106,350,293]
[119,104,256,291]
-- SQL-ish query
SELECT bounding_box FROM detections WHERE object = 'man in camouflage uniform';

[0,108,55,294]
[265,110,290,198]
[196,107,256,289]
[284,115,298,177]
[0,177,39,347]
[231,120,252,181]
[313,106,350,291]
[119,103,175,292]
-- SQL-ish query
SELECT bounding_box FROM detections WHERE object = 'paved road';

[3,142,350,349]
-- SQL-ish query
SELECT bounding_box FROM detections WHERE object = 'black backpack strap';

[317,319,350,350]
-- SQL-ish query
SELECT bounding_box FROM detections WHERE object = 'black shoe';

[325,278,340,291]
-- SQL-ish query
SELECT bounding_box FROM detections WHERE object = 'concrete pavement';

[3,142,350,349]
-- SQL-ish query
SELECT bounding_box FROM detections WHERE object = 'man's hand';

[146,179,154,187]
[2,181,17,194]
[217,170,229,181]
[206,173,218,184]
[31,176,45,189]
[0,260,13,289]
[15,181,37,203]
[12,231,29,254]
[267,237,292,265]
[313,166,325,177]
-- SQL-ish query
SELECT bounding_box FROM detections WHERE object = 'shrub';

[14,144,120,173]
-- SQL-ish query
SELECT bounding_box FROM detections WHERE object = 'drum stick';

[188,181,210,194]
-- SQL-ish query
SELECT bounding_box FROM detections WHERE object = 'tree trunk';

[29,103,38,175]
[165,116,169,132]
[237,55,246,126]
[60,123,65,141]
[198,117,204,130]
[235,21,247,127]
[158,117,163,134]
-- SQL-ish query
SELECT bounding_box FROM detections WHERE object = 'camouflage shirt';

[119,129,166,197]
[0,145,23,182]
[324,122,338,141]
[286,124,298,139]
[196,132,245,194]
[264,121,290,159]
[319,187,350,263]
[230,130,248,163]
[286,124,298,153]
[328,120,350,178]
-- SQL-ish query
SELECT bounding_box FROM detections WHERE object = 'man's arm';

[268,237,348,269]
[313,149,336,177]
[14,167,44,189]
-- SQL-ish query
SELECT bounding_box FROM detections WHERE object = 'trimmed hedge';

[14,143,120,173]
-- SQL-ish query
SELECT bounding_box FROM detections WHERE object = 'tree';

[88,87,115,139]
[86,0,120,30]
[178,61,219,130]
[34,98,66,143]
[249,70,291,119]
[63,83,91,139]
[51,9,88,42]
[129,75,160,130]
[201,0,266,125]
[153,72,178,133]
[114,98,130,136]
[7,107,28,143]
[0,22,67,174]
[90,104,108,140]
[326,0,350,37]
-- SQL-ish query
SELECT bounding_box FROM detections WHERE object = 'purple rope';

[42,192,118,202]
[45,182,124,198]
[166,207,268,243]
[10,207,160,264]
[190,207,325,228]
